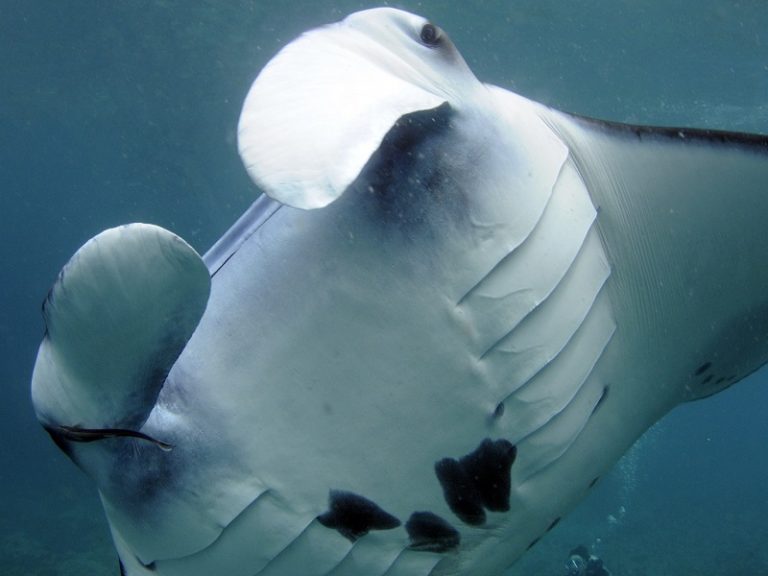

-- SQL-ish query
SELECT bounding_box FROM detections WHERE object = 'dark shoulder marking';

[352,102,467,237]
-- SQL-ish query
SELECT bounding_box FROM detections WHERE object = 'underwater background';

[1,1,767,574]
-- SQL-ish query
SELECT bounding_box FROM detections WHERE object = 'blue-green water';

[1,1,767,574]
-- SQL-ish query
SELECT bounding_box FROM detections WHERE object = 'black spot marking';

[526,536,541,550]
[589,476,600,489]
[317,490,401,542]
[434,459,485,524]
[547,517,561,532]
[694,362,712,376]
[434,438,517,525]
[701,374,714,385]
[715,376,726,385]
[493,402,505,418]
[405,511,460,552]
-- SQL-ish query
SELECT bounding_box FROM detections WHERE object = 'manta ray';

[31,7,768,576]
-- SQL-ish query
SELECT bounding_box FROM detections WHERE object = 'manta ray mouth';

[45,424,174,452]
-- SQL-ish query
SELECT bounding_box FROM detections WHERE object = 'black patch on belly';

[434,438,517,525]
[405,511,461,552]
[317,490,401,542]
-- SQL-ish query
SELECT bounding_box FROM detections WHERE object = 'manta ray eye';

[420,23,441,47]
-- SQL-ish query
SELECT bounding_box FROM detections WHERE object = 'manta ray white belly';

[30,7,768,576]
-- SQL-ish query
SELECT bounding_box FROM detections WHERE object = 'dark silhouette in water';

[565,545,611,576]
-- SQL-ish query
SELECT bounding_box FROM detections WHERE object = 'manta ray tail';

[30,224,210,463]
